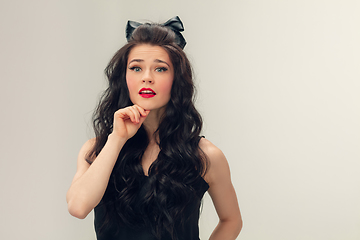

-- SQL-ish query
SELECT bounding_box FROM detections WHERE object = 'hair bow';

[125,16,187,49]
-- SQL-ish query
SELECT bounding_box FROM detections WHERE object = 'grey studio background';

[1,0,359,239]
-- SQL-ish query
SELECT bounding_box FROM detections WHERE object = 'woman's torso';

[94,173,209,240]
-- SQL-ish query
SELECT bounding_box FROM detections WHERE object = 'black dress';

[94,174,209,240]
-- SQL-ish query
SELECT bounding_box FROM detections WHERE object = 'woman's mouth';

[139,88,156,98]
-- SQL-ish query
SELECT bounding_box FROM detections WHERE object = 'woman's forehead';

[127,44,172,65]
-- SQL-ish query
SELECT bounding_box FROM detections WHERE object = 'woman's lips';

[139,88,156,98]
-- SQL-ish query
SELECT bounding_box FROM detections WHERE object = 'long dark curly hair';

[87,23,208,239]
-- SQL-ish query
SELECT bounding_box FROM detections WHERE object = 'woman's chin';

[135,103,167,112]
[135,103,152,111]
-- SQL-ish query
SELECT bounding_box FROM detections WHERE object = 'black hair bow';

[125,16,187,49]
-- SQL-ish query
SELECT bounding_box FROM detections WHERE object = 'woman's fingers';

[133,105,150,125]
[115,105,150,124]
[133,105,150,118]
[112,105,151,140]
[128,106,140,123]
[115,107,137,123]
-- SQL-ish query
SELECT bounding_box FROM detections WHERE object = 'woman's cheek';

[159,79,174,97]
[162,83,173,96]
[126,77,137,99]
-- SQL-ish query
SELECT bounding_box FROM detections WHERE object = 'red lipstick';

[139,88,156,98]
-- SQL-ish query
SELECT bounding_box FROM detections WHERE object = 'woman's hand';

[112,105,150,140]
[67,104,149,219]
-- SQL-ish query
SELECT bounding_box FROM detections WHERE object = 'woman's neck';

[142,107,165,142]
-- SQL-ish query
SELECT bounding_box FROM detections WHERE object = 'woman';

[67,16,242,240]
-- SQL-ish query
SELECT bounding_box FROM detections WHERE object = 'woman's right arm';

[66,105,149,219]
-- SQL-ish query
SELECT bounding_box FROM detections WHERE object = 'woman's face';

[126,44,174,112]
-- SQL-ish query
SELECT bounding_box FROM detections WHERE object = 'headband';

[125,16,187,49]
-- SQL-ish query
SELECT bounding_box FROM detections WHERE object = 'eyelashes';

[129,66,141,72]
[128,66,168,72]
[155,67,168,72]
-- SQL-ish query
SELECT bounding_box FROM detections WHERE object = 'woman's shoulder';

[78,138,96,163]
[82,137,96,148]
[199,138,230,185]
[199,137,224,160]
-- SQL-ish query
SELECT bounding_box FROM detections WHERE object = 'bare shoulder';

[199,138,230,185]
[76,138,96,169]
[78,138,96,161]
[78,138,95,161]
[199,138,225,161]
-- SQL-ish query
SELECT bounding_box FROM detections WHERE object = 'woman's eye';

[129,67,141,72]
[156,67,168,72]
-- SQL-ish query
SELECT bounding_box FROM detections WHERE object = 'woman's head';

[105,22,194,113]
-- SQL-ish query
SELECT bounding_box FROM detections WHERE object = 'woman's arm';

[66,135,126,219]
[66,105,149,219]
[201,138,243,240]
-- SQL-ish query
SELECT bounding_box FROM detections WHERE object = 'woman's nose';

[142,78,153,83]
[142,70,154,83]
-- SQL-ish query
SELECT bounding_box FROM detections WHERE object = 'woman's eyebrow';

[154,59,170,67]
[128,59,170,68]
[128,59,143,64]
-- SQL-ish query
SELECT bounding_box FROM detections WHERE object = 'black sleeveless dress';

[94,174,209,240]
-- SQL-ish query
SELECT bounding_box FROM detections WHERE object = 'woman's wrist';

[107,132,128,146]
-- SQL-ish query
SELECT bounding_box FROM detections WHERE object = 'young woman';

[66,16,242,240]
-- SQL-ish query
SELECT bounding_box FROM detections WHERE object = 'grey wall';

[1,1,359,239]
